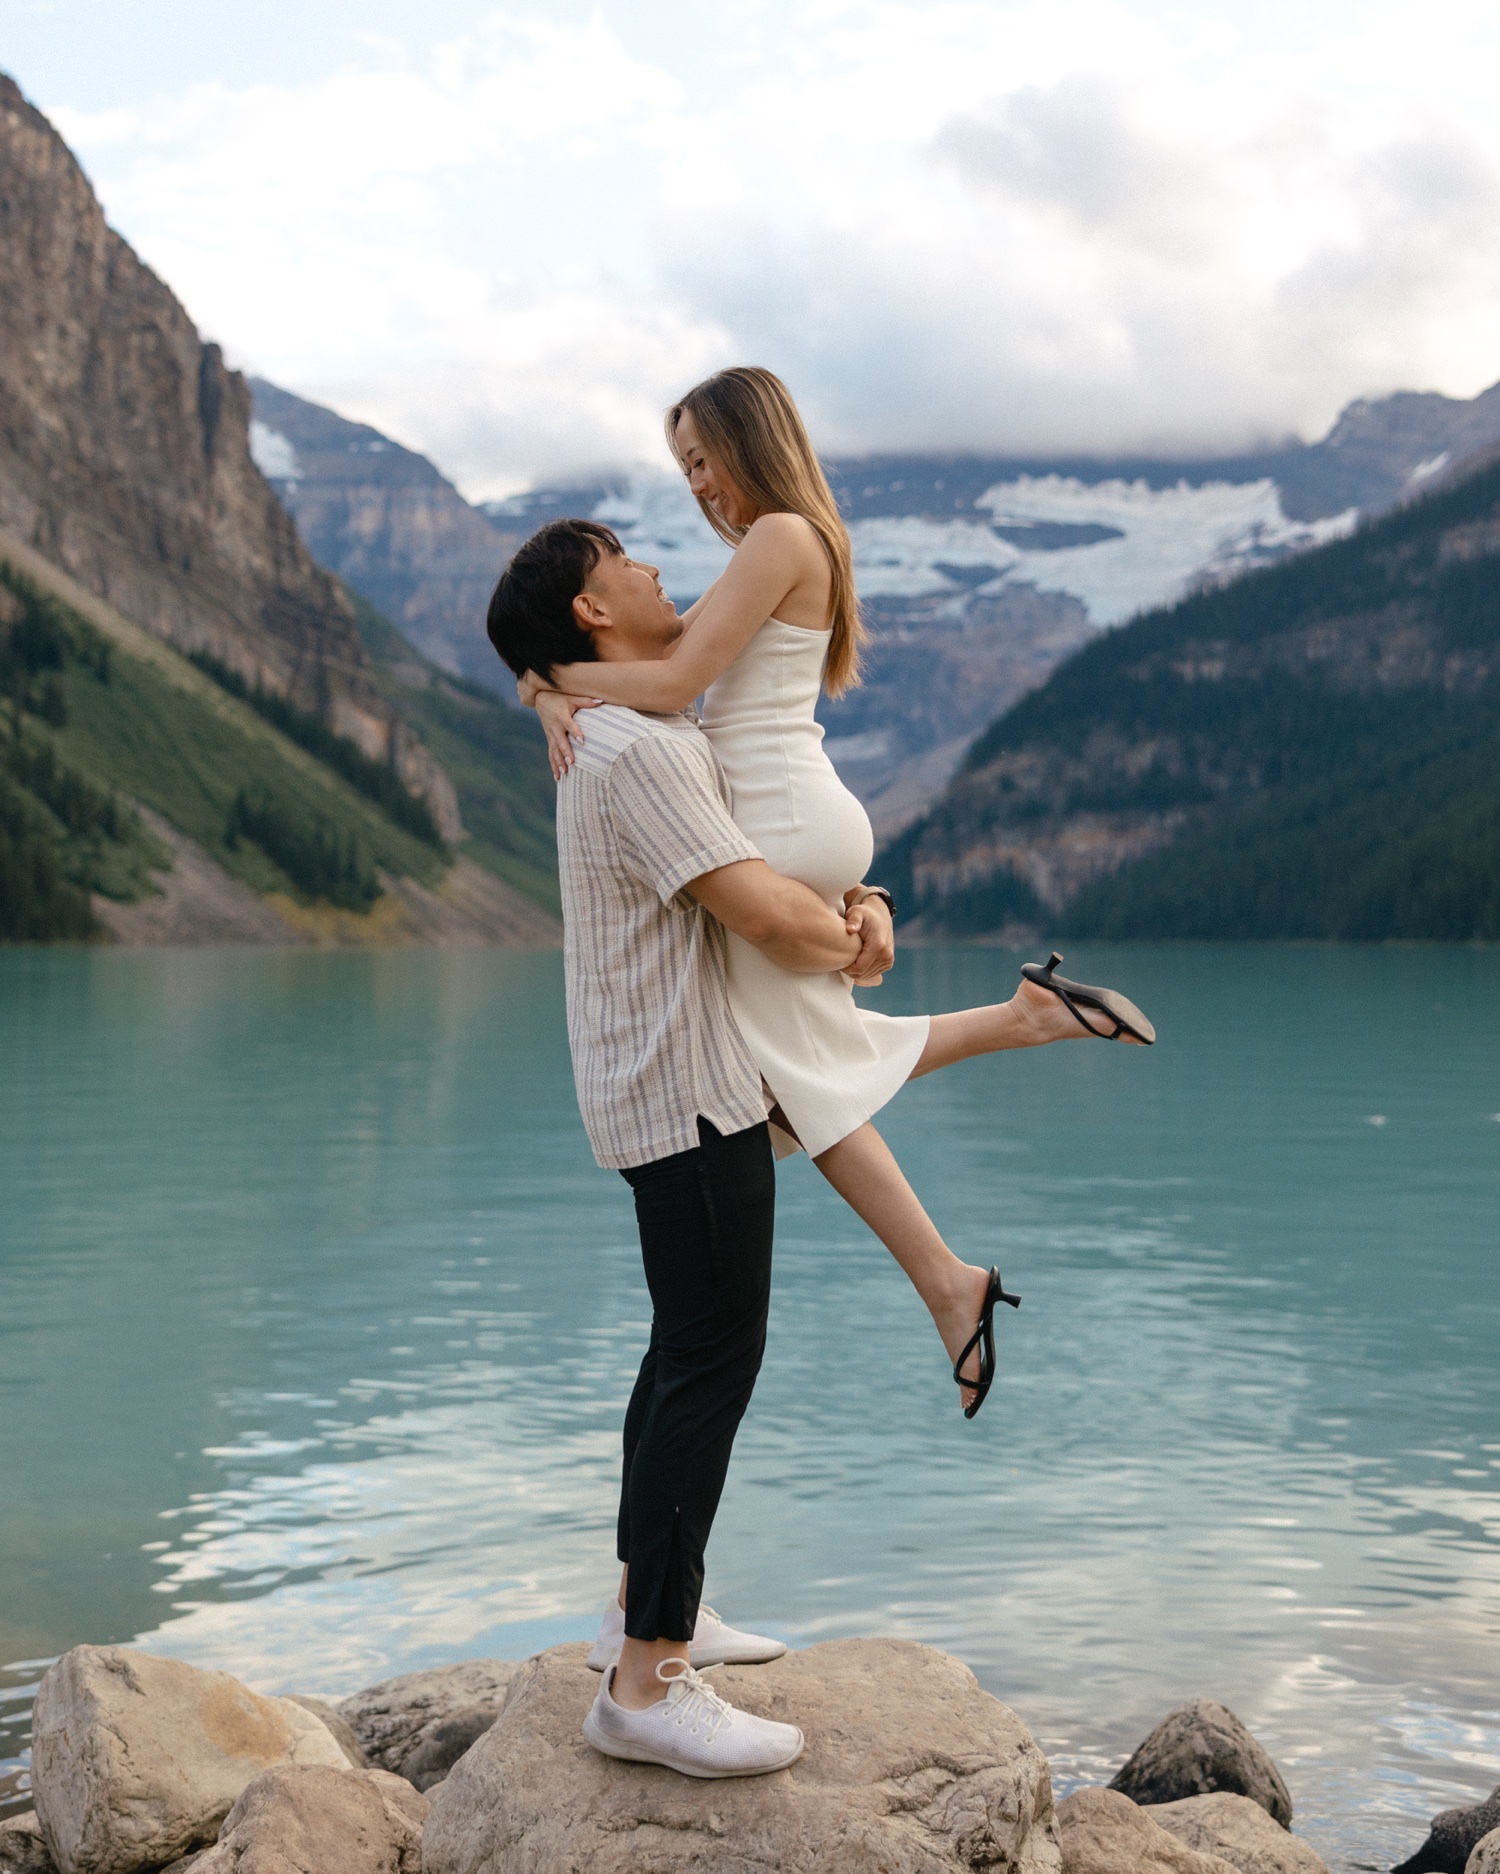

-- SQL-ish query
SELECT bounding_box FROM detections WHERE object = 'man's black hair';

[485,518,622,680]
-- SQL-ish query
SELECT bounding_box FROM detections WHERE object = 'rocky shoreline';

[1,1640,1495,1874]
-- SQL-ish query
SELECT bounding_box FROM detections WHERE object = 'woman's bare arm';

[676,571,723,630]
[545,515,826,713]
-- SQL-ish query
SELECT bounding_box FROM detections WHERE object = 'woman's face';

[674,411,759,531]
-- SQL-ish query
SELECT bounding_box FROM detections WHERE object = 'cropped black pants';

[616,1117,775,1642]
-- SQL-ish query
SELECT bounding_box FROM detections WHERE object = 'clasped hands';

[842,887,894,987]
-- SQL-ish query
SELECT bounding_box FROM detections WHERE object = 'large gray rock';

[30,1646,351,1874]
[423,1637,1060,1874]
[339,1660,522,1775]
[1467,1828,1500,1874]
[1110,1701,1293,1827]
[1146,1793,1328,1874]
[1394,1786,1500,1874]
[190,1765,427,1873]
[0,1814,56,1873]
[1056,1789,1240,1874]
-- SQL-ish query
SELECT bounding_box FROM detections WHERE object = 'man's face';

[578,549,683,660]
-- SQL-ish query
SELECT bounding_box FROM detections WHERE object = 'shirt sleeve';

[610,733,762,905]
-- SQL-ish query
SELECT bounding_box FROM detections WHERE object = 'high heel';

[954,1265,1022,1420]
[1021,952,1156,1045]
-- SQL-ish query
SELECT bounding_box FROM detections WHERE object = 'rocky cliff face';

[249,379,520,692]
[0,74,457,838]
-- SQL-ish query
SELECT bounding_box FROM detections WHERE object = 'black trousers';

[616,1117,775,1642]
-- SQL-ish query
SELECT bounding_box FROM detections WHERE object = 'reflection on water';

[2,944,1498,1869]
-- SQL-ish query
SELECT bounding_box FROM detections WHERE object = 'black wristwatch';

[856,886,897,919]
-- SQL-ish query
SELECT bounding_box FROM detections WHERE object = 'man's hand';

[688,860,863,974]
[842,891,894,986]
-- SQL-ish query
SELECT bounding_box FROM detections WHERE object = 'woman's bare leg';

[810,979,1141,1409]
[913,973,1143,1078]
[813,1122,992,1409]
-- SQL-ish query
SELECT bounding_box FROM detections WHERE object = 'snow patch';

[250,420,301,482]
[583,468,1358,628]
[854,476,1358,624]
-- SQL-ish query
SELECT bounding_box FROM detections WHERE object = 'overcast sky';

[9,0,1500,498]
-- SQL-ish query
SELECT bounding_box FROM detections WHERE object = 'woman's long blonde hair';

[666,366,865,696]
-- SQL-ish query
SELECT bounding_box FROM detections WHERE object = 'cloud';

[935,77,1232,262]
[42,0,1500,496]
[1269,130,1500,383]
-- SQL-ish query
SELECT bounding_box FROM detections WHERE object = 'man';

[485,519,893,1778]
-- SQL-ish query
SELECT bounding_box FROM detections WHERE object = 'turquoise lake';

[2,942,1498,1869]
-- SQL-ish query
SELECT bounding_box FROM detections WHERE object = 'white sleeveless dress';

[699,618,930,1160]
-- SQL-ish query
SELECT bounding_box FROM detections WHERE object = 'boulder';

[30,1646,351,1874]
[422,1637,1060,1874]
[1110,1701,1293,1827]
[281,1697,366,1769]
[190,1765,427,1873]
[0,1813,56,1873]
[397,1711,497,1793]
[1394,1786,1500,1874]
[1468,1829,1500,1874]
[339,1661,521,1775]
[1056,1788,1240,1874]
[1146,1793,1328,1874]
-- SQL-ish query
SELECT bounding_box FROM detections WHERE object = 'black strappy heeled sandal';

[1021,952,1156,1045]
[954,1265,1022,1420]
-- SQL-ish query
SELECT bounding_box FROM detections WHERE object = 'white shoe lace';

[658,1660,734,1744]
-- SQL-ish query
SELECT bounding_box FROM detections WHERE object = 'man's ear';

[572,588,610,632]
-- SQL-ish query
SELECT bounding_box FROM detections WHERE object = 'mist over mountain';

[828,381,1500,527]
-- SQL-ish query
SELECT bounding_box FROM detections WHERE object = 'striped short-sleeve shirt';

[555,705,768,1169]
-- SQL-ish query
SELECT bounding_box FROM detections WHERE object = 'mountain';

[546,387,1500,838]
[0,74,558,945]
[249,363,1500,841]
[878,445,1500,941]
[248,379,524,691]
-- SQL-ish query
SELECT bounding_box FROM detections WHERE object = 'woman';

[523,367,1154,1417]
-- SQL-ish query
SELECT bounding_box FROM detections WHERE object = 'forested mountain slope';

[346,592,558,912]
[0,547,558,943]
[880,450,1500,941]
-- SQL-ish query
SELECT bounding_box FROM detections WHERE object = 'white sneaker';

[582,1660,804,1778]
[586,1599,788,1671]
